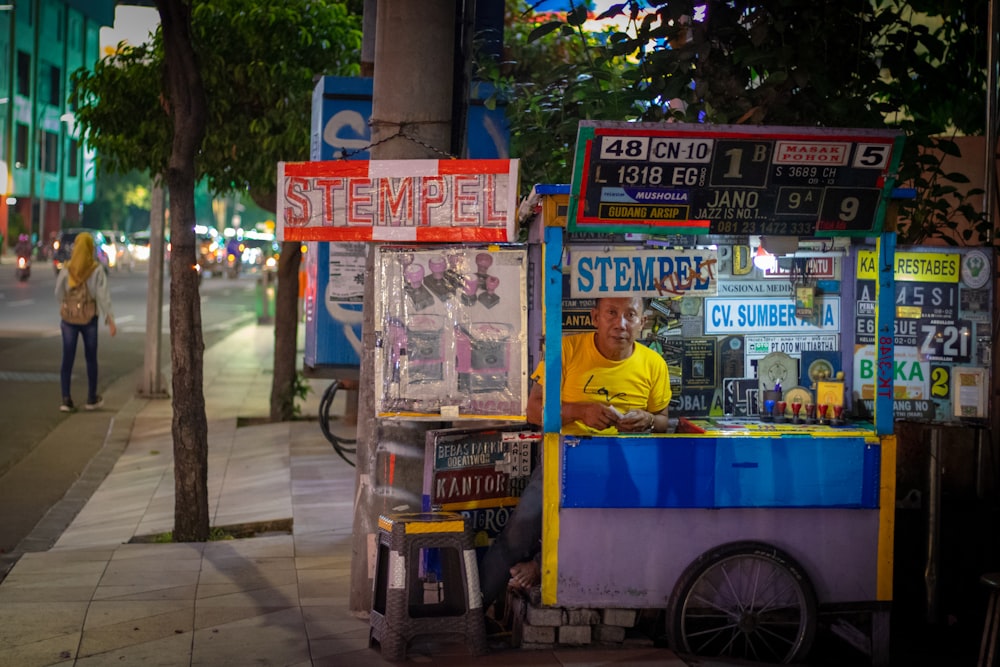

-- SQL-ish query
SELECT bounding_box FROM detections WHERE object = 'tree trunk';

[270,240,302,421]
[248,188,303,424]
[156,0,210,543]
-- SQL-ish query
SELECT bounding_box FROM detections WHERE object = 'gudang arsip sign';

[570,247,718,298]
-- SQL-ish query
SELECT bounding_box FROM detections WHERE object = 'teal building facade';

[1,0,115,250]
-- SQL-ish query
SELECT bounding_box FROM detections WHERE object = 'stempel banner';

[277,159,519,243]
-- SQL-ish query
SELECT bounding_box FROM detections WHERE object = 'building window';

[40,131,59,173]
[69,17,80,49]
[48,65,61,105]
[16,51,31,97]
[68,140,79,177]
[15,124,29,169]
[18,0,33,26]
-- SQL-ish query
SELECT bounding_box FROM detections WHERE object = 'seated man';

[479,296,672,609]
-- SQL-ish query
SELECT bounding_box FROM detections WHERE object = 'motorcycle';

[225,248,242,279]
[15,254,31,282]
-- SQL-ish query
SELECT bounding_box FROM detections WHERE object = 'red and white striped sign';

[277,159,519,243]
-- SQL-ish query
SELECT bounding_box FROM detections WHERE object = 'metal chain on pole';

[341,119,458,160]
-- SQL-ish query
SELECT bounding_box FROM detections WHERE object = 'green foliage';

[71,0,362,205]
[81,169,152,233]
[148,526,235,543]
[494,0,990,245]
[292,370,312,418]
[476,0,644,190]
[894,134,988,245]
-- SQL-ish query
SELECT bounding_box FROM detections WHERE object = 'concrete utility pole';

[350,0,457,613]
[138,180,168,398]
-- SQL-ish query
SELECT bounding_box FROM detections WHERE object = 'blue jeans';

[60,316,99,403]
[478,462,544,609]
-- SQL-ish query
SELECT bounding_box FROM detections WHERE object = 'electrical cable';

[318,380,357,467]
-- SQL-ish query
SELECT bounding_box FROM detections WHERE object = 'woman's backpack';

[61,280,97,324]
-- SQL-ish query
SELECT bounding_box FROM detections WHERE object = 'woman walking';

[55,232,116,412]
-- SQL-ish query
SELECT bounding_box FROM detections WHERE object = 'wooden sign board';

[423,426,539,525]
[568,121,904,237]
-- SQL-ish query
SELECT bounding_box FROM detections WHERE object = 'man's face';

[591,297,644,358]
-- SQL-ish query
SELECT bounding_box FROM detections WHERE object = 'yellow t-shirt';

[532,332,672,435]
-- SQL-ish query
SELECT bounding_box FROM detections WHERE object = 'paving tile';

[193,603,299,631]
[0,584,101,603]
[7,550,114,569]
[0,601,90,648]
[191,608,310,667]
[103,557,203,573]
[196,567,298,589]
[0,630,81,667]
[300,605,370,639]
[92,583,198,602]
[96,568,201,588]
[78,605,194,657]
[202,535,294,558]
[3,557,107,580]
[83,599,193,630]
[292,555,345,570]
[307,630,375,661]
[194,582,298,608]
[111,542,205,560]
[73,631,193,666]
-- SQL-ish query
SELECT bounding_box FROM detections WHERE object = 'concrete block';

[602,607,638,627]
[558,625,593,645]
[520,642,552,651]
[521,624,556,644]
[622,632,656,648]
[566,608,600,625]
[594,624,626,643]
[526,605,563,626]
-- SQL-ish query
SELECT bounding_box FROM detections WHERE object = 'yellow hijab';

[67,232,99,288]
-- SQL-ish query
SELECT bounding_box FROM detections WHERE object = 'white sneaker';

[85,396,104,411]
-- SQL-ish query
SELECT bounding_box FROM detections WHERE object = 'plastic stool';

[980,573,1000,667]
[369,512,487,662]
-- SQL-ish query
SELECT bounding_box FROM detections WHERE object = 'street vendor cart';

[526,122,922,665]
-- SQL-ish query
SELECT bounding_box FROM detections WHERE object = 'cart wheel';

[666,540,817,664]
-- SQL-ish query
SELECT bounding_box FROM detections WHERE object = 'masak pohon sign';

[568,121,904,237]
[276,159,519,243]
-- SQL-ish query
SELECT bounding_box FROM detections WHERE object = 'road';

[0,255,267,556]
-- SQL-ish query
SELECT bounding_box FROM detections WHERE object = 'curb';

[0,370,149,581]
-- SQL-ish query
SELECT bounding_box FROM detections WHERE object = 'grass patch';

[128,518,293,543]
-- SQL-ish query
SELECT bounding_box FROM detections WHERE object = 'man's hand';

[567,402,622,431]
[618,410,652,432]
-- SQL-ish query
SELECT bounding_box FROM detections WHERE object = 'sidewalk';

[0,323,693,667]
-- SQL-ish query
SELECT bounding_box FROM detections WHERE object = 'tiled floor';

[0,324,692,667]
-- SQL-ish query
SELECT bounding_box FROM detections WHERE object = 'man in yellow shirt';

[480,296,672,609]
